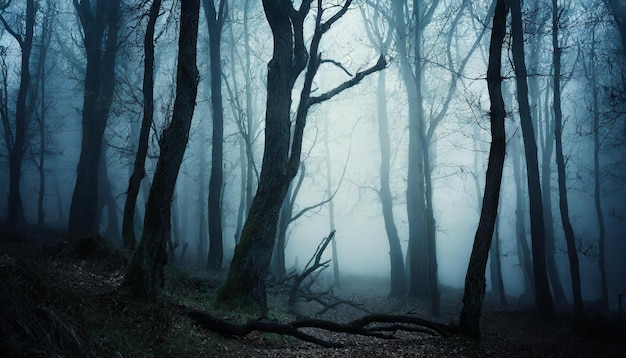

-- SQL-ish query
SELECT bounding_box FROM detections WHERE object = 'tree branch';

[309,55,387,106]
[184,308,456,348]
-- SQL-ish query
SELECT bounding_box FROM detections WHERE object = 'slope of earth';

[0,227,624,357]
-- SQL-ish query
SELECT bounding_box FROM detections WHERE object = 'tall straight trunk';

[392,0,428,299]
[35,11,51,226]
[590,34,609,314]
[510,0,554,318]
[204,0,227,271]
[69,0,121,237]
[243,0,257,214]
[512,135,535,299]
[541,92,568,307]
[121,0,200,302]
[459,0,508,340]
[2,0,35,227]
[197,140,208,264]
[122,0,162,251]
[376,70,406,296]
[324,119,340,288]
[552,0,583,317]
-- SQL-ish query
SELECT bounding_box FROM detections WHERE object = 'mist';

[1,1,626,353]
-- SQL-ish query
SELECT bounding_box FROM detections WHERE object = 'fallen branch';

[184,308,456,348]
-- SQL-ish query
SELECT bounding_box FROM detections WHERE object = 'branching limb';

[184,308,456,348]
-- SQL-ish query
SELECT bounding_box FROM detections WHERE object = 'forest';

[1,0,625,356]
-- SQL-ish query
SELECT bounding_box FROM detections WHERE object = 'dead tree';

[185,308,455,348]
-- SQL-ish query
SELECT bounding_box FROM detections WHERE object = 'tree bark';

[376,70,406,296]
[512,135,535,300]
[391,0,428,300]
[121,0,200,302]
[510,0,554,318]
[122,0,162,251]
[204,0,228,271]
[1,0,35,228]
[214,0,385,314]
[68,0,121,237]
[459,0,508,340]
[551,0,583,317]
[590,32,609,314]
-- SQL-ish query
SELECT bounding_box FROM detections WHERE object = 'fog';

[1,0,625,313]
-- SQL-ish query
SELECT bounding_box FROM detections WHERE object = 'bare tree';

[459,0,508,340]
[203,0,228,271]
[121,0,200,302]
[68,0,121,237]
[0,0,35,228]
[510,0,554,318]
[214,0,386,315]
[551,0,583,317]
[122,0,162,251]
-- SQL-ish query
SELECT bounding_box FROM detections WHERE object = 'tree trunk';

[204,0,227,271]
[121,0,200,302]
[552,0,583,317]
[35,8,52,226]
[459,0,508,340]
[376,70,406,296]
[122,0,162,251]
[2,0,35,228]
[214,0,384,314]
[324,119,340,288]
[541,98,568,308]
[391,0,428,299]
[510,0,554,318]
[590,34,609,314]
[512,135,535,300]
[491,213,507,306]
[68,0,121,237]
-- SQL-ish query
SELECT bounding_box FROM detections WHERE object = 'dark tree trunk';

[376,70,406,296]
[490,213,507,306]
[243,0,258,215]
[34,8,52,226]
[68,0,121,237]
[1,0,35,228]
[197,140,208,265]
[589,34,609,314]
[215,0,309,313]
[204,0,227,271]
[391,0,428,299]
[510,0,554,318]
[121,0,200,302]
[122,0,162,251]
[512,135,535,300]
[459,0,508,340]
[552,0,583,317]
[98,150,120,241]
[608,0,626,59]
[541,101,568,307]
[214,0,384,314]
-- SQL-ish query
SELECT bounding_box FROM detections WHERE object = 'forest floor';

[1,228,625,357]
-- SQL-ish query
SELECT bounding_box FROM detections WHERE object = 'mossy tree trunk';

[122,0,200,302]
[214,0,386,314]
